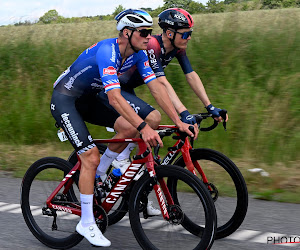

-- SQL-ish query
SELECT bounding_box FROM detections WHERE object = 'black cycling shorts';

[97,89,155,121]
[51,90,120,154]
[51,89,155,154]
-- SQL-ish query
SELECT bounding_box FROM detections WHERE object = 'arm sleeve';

[176,49,193,74]
[96,43,121,93]
[136,50,156,84]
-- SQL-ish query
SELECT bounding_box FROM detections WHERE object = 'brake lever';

[219,109,227,131]
[153,145,161,164]
[188,125,195,148]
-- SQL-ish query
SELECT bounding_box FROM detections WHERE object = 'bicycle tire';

[68,143,129,226]
[129,165,216,250]
[173,148,248,239]
[21,157,83,249]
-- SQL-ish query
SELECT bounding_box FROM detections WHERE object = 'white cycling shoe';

[76,221,111,247]
[147,201,161,216]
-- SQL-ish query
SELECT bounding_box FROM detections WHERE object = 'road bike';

[21,135,217,249]
[68,111,248,240]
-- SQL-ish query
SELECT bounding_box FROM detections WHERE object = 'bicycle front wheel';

[129,165,216,250]
[21,157,83,249]
[174,148,248,239]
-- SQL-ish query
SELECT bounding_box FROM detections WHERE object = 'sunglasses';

[170,29,193,39]
[128,27,153,38]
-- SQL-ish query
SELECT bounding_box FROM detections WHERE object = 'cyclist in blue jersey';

[50,9,196,247]
[100,8,228,172]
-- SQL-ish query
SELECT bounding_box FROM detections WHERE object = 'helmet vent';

[128,16,143,23]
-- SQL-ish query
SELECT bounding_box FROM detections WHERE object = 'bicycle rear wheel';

[21,157,83,249]
[129,165,216,250]
[174,148,248,239]
[68,143,129,226]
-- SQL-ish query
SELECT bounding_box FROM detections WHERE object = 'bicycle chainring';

[94,205,108,233]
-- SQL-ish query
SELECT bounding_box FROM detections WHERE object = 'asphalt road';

[0,175,299,250]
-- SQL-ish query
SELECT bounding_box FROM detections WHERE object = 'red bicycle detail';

[21,136,217,249]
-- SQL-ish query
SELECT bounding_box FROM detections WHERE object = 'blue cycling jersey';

[53,38,156,96]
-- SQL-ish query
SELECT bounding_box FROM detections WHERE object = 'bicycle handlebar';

[156,109,227,139]
[195,109,227,132]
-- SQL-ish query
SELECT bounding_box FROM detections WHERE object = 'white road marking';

[1,202,299,247]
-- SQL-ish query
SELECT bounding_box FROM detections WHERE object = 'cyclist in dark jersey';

[50,9,196,247]
[100,8,228,168]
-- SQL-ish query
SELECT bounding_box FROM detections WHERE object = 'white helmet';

[115,9,153,31]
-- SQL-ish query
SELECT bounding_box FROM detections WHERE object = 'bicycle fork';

[180,138,212,192]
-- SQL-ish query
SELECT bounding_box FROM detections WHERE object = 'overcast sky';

[0,0,207,26]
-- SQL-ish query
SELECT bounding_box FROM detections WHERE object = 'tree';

[163,0,192,8]
[112,5,125,17]
[187,1,206,13]
[206,0,225,12]
[39,10,61,24]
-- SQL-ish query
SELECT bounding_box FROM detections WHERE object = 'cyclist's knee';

[114,117,137,138]
[79,147,100,170]
[145,110,161,129]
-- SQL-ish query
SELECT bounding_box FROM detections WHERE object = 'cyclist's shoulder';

[95,38,120,66]
[96,38,118,53]
[147,35,162,53]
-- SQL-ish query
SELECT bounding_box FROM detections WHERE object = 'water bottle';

[102,168,122,192]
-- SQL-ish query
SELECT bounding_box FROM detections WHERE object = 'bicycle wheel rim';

[21,157,83,249]
[129,165,216,250]
[174,148,248,239]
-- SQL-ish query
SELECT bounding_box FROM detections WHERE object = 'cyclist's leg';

[113,89,161,156]
[94,90,161,175]
[51,90,111,247]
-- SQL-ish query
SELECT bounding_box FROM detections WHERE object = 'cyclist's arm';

[155,76,187,114]
[185,71,211,108]
[185,71,228,122]
[107,88,163,148]
[147,79,198,139]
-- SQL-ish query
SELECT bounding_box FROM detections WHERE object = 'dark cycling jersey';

[53,38,156,96]
[119,34,193,90]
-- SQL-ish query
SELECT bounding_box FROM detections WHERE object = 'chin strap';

[167,29,179,50]
[127,31,139,53]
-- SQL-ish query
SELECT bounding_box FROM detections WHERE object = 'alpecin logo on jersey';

[103,66,117,76]
[144,61,150,67]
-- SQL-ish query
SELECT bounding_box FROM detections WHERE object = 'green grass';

[0,9,300,202]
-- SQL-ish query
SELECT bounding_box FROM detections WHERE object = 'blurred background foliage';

[1,6,300,202]
[1,8,299,165]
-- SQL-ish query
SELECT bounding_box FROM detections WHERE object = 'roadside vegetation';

[0,7,299,203]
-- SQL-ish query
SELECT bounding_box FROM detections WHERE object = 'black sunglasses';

[128,27,153,38]
[170,29,193,39]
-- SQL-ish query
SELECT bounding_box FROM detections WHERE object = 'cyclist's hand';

[177,121,199,140]
[180,110,197,125]
[140,124,163,150]
[206,104,229,123]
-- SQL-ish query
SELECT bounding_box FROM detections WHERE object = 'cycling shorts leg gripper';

[50,90,96,155]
